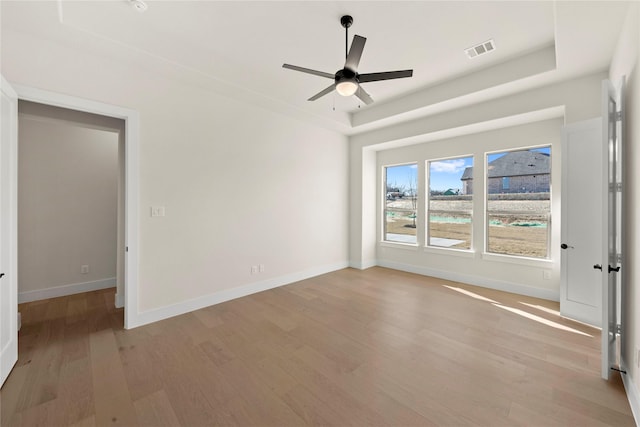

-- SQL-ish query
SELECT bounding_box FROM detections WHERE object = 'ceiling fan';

[283,15,413,105]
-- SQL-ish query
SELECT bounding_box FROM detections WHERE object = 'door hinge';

[126,246,129,252]
[616,324,622,335]
[613,110,622,122]
[611,111,623,122]
[616,253,623,264]
[609,183,623,192]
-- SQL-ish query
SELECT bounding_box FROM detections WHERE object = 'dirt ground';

[385,198,549,257]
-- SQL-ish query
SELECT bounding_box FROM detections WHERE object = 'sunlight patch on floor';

[493,304,593,337]
[518,301,560,316]
[443,285,498,303]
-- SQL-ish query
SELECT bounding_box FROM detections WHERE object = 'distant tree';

[406,170,418,227]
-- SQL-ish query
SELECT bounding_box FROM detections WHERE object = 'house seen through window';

[484,147,551,258]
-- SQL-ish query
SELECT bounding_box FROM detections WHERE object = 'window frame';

[382,162,419,246]
[425,154,474,252]
[484,145,552,260]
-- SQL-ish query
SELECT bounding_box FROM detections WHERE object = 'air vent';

[464,39,496,59]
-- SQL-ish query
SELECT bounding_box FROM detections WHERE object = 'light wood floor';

[1,267,635,426]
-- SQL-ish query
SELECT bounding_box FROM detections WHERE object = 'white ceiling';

[0,1,631,134]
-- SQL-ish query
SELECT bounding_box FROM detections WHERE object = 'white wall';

[2,30,349,321]
[376,119,562,299]
[18,110,119,301]
[610,1,640,411]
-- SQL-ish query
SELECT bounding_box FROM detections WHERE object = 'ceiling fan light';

[336,80,358,96]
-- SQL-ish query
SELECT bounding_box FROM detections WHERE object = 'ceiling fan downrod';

[341,15,353,62]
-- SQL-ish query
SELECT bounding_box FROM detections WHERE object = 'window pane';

[486,147,551,258]
[384,163,417,244]
[427,156,473,249]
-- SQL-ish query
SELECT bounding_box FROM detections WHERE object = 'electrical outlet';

[259,264,265,273]
[150,206,165,217]
[251,265,258,275]
[81,265,89,274]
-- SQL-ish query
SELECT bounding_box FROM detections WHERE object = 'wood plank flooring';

[1,267,635,426]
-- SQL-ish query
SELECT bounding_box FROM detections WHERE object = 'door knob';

[0,273,4,279]
[593,264,602,270]
[561,243,574,249]
[608,265,621,273]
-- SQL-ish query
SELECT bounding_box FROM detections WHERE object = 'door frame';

[1,75,19,387]
[12,84,141,329]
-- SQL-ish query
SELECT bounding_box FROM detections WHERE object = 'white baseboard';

[620,360,640,427]
[129,261,350,329]
[349,259,377,270]
[377,259,559,302]
[18,277,116,303]
[114,292,124,309]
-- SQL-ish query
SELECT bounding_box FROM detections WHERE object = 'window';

[427,156,473,250]
[384,163,417,244]
[486,147,551,258]
[502,177,510,190]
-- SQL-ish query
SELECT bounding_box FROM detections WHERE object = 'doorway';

[11,84,140,330]
[17,101,123,309]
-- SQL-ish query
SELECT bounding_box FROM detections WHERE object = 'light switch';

[151,206,166,217]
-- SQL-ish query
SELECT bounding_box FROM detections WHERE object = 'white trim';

[379,241,420,251]
[12,83,140,329]
[423,246,476,258]
[377,259,559,301]
[349,260,377,270]
[620,362,640,427]
[1,75,19,387]
[482,252,554,268]
[131,262,349,328]
[18,278,116,303]
[114,292,124,309]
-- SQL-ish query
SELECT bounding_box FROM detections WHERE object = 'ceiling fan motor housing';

[335,68,358,84]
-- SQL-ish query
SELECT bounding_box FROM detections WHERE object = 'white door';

[560,118,604,327]
[601,78,624,380]
[0,75,18,387]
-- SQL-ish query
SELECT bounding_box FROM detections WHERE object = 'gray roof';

[460,150,550,180]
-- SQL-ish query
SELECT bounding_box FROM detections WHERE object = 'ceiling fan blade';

[282,64,334,79]
[355,85,374,105]
[308,84,336,101]
[344,35,366,71]
[358,70,413,83]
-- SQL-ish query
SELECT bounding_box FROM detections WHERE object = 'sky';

[385,147,551,193]
[385,163,418,192]
[428,157,473,192]
[385,159,472,193]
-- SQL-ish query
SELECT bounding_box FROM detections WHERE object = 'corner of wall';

[114,292,124,308]
[349,260,378,270]
[621,363,640,426]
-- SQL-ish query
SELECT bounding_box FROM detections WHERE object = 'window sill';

[379,241,420,251]
[423,246,476,258]
[481,252,554,268]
